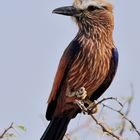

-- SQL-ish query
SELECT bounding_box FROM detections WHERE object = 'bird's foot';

[68,86,98,114]
[74,99,87,114]
[86,100,98,114]
[66,87,87,99]
[74,99,98,115]
[75,87,87,100]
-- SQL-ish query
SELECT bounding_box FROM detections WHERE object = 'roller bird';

[41,0,118,139]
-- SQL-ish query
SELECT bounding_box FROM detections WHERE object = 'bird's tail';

[40,117,70,140]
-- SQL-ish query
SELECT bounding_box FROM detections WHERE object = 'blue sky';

[0,0,140,139]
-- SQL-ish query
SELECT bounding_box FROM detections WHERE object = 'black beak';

[52,6,81,16]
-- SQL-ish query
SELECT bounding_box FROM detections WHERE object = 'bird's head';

[53,0,114,34]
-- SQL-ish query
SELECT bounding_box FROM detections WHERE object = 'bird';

[40,0,118,140]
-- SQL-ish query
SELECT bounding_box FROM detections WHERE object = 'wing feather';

[90,47,118,101]
[46,40,80,120]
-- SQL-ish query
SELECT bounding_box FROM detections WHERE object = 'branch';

[102,103,140,137]
[64,134,71,140]
[75,95,140,140]
[75,99,125,140]
[0,123,14,139]
[94,97,123,108]
[90,114,125,140]
[119,84,134,136]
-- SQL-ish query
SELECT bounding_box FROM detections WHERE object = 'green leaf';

[127,96,134,102]
[4,133,16,138]
[121,96,133,102]
[16,125,27,132]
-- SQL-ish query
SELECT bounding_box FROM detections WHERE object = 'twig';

[90,114,125,140]
[119,84,134,136]
[0,123,14,139]
[64,134,72,140]
[75,100,125,140]
[102,103,140,137]
[94,97,123,108]
[75,95,140,139]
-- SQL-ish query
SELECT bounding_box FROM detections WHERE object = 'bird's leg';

[74,87,98,114]
[66,86,98,114]
[74,99,87,114]
[85,99,98,114]
[75,98,98,115]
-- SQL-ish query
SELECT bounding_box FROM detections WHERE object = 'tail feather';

[40,117,70,140]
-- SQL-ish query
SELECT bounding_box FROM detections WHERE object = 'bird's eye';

[102,6,108,10]
[87,6,100,11]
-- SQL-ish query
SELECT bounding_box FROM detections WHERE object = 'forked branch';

[75,96,140,140]
[0,123,14,139]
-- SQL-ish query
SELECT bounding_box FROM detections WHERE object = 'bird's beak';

[52,6,81,16]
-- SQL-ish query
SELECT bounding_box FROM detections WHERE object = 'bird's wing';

[46,40,80,120]
[90,47,119,101]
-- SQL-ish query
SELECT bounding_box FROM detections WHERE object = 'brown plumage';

[41,0,118,140]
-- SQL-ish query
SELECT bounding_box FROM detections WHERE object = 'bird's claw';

[66,87,87,99]
[67,86,98,114]
[86,100,98,114]
[74,99,87,114]
[75,99,98,115]
[75,87,87,100]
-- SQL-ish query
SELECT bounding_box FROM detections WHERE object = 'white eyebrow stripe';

[73,0,108,10]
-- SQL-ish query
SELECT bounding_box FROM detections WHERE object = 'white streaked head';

[52,0,114,33]
[73,0,113,11]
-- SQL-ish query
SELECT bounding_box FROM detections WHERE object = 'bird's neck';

[75,26,115,50]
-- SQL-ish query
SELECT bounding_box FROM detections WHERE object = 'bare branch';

[64,134,72,140]
[102,103,140,137]
[119,84,134,136]
[94,97,123,108]
[0,123,14,139]
[90,114,125,140]
[75,99,125,140]
[74,93,140,140]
